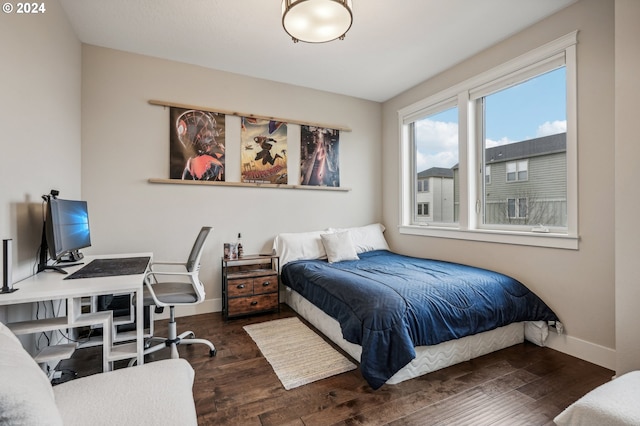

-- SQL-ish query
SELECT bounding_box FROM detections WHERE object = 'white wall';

[382,0,617,369]
[615,0,640,375]
[80,46,382,316]
[0,1,81,323]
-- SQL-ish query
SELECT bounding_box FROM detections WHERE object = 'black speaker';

[1,239,18,294]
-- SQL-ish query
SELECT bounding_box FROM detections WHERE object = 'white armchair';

[0,321,197,426]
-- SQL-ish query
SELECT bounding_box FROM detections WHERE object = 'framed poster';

[169,108,226,181]
[300,125,340,187]
[240,117,288,184]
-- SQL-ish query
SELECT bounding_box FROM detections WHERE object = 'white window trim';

[398,31,578,250]
[507,197,528,219]
[506,160,529,183]
[417,202,430,217]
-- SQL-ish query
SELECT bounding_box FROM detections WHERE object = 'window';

[481,68,566,229]
[507,198,528,219]
[417,203,430,217]
[417,179,429,192]
[410,105,458,225]
[506,160,528,182]
[399,32,577,249]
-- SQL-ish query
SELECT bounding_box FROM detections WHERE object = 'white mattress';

[285,287,537,385]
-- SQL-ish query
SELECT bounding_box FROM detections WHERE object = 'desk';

[0,253,151,371]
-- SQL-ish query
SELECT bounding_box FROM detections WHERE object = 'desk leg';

[135,287,144,366]
[102,312,113,372]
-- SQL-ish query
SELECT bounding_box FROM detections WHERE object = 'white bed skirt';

[285,287,547,385]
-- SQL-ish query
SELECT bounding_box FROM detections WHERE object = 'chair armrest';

[145,270,196,278]
[149,261,188,271]
[143,270,200,307]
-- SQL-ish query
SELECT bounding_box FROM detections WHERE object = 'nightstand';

[221,254,280,320]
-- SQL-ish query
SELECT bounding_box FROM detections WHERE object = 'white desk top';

[0,253,152,306]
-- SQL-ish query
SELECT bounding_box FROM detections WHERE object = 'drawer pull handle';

[236,284,245,289]
[262,281,270,286]
[250,301,258,306]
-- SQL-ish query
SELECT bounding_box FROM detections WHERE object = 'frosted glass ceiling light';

[282,0,353,43]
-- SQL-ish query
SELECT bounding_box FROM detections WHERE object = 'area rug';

[243,317,357,390]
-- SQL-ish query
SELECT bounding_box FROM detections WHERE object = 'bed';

[275,224,561,390]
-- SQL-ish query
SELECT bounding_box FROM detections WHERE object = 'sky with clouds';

[416,67,566,172]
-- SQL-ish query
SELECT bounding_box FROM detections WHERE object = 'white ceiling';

[58,0,576,102]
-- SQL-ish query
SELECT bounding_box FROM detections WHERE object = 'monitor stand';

[66,250,84,262]
[36,231,66,274]
[40,264,69,274]
[36,224,84,275]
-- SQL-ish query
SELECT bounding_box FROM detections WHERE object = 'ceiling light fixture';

[281,0,353,43]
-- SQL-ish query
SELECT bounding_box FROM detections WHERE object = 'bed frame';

[285,287,542,385]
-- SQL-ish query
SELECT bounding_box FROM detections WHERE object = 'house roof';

[418,167,455,179]
[485,133,566,163]
[448,133,566,171]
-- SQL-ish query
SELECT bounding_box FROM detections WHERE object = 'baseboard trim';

[544,331,616,371]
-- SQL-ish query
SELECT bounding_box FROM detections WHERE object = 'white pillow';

[273,230,328,266]
[0,322,63,425]
[320,232,359,263]
[329,223,390,254]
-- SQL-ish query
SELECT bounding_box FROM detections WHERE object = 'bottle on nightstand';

[237,233,244,258]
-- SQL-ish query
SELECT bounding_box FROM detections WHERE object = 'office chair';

[131,226,216,365]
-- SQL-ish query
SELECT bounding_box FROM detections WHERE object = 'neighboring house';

[416,167,454,223]
[434,133,567,227]
[483,133,567,226]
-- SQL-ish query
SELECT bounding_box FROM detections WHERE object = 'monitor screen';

[45,198,92,261]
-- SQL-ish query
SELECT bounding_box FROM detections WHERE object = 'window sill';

[398,225,579,250]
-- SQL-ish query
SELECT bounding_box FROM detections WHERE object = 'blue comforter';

[281,250,559,389]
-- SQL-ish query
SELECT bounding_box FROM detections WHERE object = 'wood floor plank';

[57,305,614,425]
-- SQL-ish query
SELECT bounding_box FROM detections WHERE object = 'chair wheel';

[210,349,217,357]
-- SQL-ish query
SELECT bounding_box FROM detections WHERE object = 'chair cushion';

[554,371,640,425]
[0,321,63,425]
[53,358,197,426]
[144,282,198,305]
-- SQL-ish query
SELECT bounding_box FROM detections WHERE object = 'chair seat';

[143,282,198,305]
[555,371,640,425]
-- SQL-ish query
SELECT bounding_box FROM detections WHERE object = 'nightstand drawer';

[253,274,277,295]
[227,293,279,316]
[227,277,254,297]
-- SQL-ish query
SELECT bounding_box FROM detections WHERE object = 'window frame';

[507,197,528,219]
[506,160,528,183]
[417,202,430,217]
[398,32,578,250]
[417,179,429,192]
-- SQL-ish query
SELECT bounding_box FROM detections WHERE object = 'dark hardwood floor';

[58,305,613,425]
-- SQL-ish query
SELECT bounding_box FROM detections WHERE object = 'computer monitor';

[38,197,92,274]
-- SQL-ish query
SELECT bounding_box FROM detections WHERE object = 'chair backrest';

[186,226,213,272]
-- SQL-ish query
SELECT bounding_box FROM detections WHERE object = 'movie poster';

[169,108,226,181]
[240,117,287,184]
[299,125,340,187]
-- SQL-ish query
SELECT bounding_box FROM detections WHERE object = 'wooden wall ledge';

[148,178,351,192]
